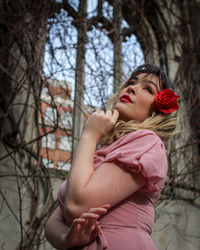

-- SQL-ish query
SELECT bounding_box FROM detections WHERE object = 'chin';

[115,104,132,122]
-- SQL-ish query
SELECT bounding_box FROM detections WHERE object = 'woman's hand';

[63,205,109,249]
[83,109,119,141]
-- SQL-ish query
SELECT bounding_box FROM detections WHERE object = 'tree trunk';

[72,0,87,155]
[0,1,55,249]
[113,0,122,93]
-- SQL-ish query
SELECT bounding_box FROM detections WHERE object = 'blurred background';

[0,0,199,249]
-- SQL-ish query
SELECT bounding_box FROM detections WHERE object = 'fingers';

[90,224,101,238]
[87,206,108,213]
[101,204,110,209]
[69,218,84,234]
[73,218,86,223]
[80,212,99,220]
[68,210,104,247]
[95,109,117,116]
[96,109,119,121]
[106,109,118,125]
[99,110,105,115]
[71,217,96,234]
[77,204,110,229]
[112,109,119,121]
[78,216,97,236]
[105,109,112,117]
[82,204,110,219]
[71,218,86,232]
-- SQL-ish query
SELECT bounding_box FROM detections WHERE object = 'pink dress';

[57,130,168,250]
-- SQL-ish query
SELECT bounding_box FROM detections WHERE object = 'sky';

[44,0,144,107]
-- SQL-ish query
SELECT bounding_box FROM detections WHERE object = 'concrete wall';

[152,200,200,250]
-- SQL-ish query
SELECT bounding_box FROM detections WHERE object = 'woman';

[45,64,180,249]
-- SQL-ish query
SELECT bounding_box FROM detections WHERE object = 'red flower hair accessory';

[154,89,180,114]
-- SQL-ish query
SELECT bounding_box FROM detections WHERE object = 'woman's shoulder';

[123,129,160,140]
[96,129,164,157]
[95,130,168,192]
[112,129,163,149]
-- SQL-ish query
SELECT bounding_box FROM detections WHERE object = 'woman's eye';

[128,80,135,86]
[145,86,153,94]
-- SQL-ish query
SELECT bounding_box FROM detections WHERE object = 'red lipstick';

[120,94,133,103]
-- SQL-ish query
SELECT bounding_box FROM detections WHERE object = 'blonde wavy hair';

[100,64,180,150]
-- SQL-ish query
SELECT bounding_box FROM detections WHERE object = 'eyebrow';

[143,80,159,92]
[132,76,159,92]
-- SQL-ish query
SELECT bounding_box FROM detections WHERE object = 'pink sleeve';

[138,140,168,192]
[102,130,168,192]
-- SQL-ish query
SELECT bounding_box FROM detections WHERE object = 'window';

[58,161,71,171]
[42,133,56,149]
[44,107,58,124]
[42,158,54,169]
[41,87,49,95]
[59,135,72,151]
[60,110,73,128]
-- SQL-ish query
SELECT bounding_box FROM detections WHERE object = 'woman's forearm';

[65,110,119,218]
[46,205,109,249]
[65,132,98,217]
[45,207,70,249]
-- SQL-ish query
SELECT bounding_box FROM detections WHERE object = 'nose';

[127,85,136,95]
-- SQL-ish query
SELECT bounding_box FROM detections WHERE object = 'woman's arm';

[45,206,70,249]
[65,110,146,219]
[45,205,109,249]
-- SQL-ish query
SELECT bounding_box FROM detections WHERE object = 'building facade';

[39,79,73,172]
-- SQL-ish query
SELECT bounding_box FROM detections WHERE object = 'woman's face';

[115,73,161,122]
